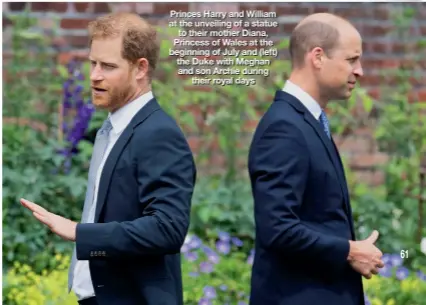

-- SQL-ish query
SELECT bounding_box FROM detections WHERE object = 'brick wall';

[3,2,426,185]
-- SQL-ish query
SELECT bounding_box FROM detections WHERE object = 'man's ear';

[310,47,325,69]
[134,58,149,81]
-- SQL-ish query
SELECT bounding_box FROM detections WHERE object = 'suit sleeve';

[249,120,349,273]
[75,124,196,259]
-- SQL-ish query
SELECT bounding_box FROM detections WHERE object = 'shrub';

[3,254,77,305]
[181,232,253,305]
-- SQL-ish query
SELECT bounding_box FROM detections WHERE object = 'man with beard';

[20,12,196,305]
[248,13,384,305]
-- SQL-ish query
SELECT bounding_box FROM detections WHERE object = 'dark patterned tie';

[319,110,331,139]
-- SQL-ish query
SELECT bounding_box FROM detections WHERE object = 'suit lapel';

[94,98,161,222]
[302,112,350,211]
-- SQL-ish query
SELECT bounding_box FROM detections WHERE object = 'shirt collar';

[283,80,322,120]
[109,91,154,135]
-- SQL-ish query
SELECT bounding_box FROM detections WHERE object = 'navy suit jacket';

[248,90,364,305]
[75,98,196,305]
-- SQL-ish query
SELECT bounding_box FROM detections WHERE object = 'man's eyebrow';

[88,58,118,66]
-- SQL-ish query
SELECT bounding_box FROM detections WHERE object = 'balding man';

[248,13,384,305]
[20,13,196,305]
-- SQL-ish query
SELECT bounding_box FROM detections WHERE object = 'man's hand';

[348,230,384,279]
[20,198,77,242]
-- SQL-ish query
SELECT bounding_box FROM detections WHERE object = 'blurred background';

[2,2,426,304]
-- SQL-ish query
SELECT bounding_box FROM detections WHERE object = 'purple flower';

[247,249,255,265]
[189,271,199,277]
[200,261,213,273]
[181,243,190,253]
[207,252,220,264]
[395,266,409,280]
[198,298,212,305]
[389,254,403,267]
[238,302,248,305]
[185,251,198,262]
[416,271,426,281]
[216,240,231,255]
[203,286,216,299]
[364,294,371,305]
[232,237,243,247]
[219,284,228,291]
[379,265,392,278]
[189,235,202,249]
[218,231,231,242]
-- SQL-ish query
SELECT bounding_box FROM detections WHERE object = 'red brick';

[31,2,68,12]
[60,19,91,30]
[373,7,390,20]
[275,5,310,15]
[153,3,189,15]
[281,23,297,34]
[311,5,334,14]
[9,2,28,11]
[362,59,400,69]
[355,170,385,186]
[334,7,365,19]
[359,74,382,87]
[363,25,393,36]
[365,42,388,53]
[110,3,135,13]
[74,2,90,13]
[338,136,371,154]
[94,2,111,13]
[417,90,426,102]
[135,3,154,15]
[351,153,388,168]
[63,35,89,48]
[57,51,88,65]
[187,136,201,152]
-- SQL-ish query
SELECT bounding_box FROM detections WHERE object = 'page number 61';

[400,250,408,258]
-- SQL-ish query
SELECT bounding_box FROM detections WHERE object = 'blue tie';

[319,110,331,139]
[68,117,112,292]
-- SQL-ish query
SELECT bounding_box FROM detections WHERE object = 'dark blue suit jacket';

[248,90,364,305]
[75,98,196,305]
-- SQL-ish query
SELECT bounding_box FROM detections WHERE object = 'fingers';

[33,211,52,227]
[363,272,372,279]
[365,230,379,244]
[20,198,48,215]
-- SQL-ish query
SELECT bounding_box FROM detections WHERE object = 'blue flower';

[364,293,371,305]
[198,298,212,305]
[232,237,244,247]
[390,254,403,267]
[379,264,392,278]
[219,284,228,291]
[189,271,199,277]
[416,270,426,281]
[395,266,409,280]
[185,251,198,262]
[207,252,220,264]
[216,240,231,255]
[203,286,216,299]
[200,261,213,273]
[237,302,248,305]
[189,235,203,249]
[218,231,231,242]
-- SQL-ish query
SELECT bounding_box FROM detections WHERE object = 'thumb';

[365,230,379,243]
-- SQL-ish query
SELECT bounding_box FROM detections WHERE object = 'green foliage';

[3,255,77,305]
[190,177,255,240]
[2,13,89,272]
[363,273,426,305]
[182,235,251,304]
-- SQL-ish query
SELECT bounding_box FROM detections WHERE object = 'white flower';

[421,237,426,255]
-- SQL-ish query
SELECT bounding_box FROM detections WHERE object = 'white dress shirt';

[72,91,154,300]
[282,80,322,120]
